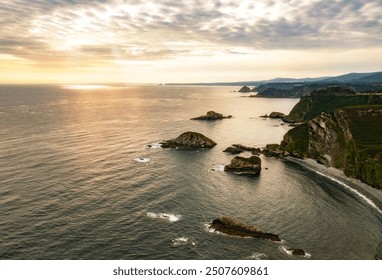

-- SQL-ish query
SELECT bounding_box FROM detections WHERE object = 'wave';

[172,237,196,247]
[208,164,225,172]
[246,252,268,260]
[134,157,151,163]
[285,157,382,216]
[146,212,182,222]
[279,246,311,258]
[313,170,382,216]
[147,143,162,149]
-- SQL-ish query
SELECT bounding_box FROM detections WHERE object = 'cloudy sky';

[1,0,381,84]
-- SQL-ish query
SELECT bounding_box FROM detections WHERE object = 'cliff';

[287,91,382,122]
[281,105,382,189]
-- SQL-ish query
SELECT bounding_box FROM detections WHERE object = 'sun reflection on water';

[61,84,110,90]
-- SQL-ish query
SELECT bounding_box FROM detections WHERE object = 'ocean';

[0,84,381,259]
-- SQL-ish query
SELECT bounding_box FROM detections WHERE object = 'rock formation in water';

[209,216,281,241]
[223,146,244,154]
[224,155,262,176]
[231,144,261,154]
[287,248,306,256]
[161,131,217,149]
[238,86,251,93]
[269,111,286,119]
[261,144,288,158]
[191,111,232,120]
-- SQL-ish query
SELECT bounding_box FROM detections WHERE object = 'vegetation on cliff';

[281,105,382,189]
[287,89,382,122]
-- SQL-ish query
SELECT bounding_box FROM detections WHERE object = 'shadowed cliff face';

[281,106,382,189]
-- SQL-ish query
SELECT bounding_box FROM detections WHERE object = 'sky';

[1,0,381,84]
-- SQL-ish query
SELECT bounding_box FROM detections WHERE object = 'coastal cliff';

[281,105,382,189]
[287,89,382,122]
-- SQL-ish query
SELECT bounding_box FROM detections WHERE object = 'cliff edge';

[281,105,382,189]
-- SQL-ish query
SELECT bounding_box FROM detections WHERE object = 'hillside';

[287,88,382,122]
[167,71,382,87]
[280,105,382,189]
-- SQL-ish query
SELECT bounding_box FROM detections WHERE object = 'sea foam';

[134,157,151,163]
[172,237,196,246]
[314,170,382,215]
[146,212,182,222]
[209,164,225,172]
[147,143,162,149]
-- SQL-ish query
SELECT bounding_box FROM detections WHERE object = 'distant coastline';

[165,71,382,87]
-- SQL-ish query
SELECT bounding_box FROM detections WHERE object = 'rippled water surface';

[0,85,381,259]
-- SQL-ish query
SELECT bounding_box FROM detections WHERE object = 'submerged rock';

[224,155,261,176]
[287,248,306,256]
[269,111,286,119]
[191,111,232,121]
[232,144,261,154]
[209,216,281,241]
[223,146,244,154]
[161,131,217,149]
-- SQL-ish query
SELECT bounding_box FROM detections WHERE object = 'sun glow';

[61,84,111,90]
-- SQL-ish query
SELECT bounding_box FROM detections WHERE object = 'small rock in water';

[287,248,306,256]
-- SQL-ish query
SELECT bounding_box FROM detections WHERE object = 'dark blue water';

[0,85,381,259]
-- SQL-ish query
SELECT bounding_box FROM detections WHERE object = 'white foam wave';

[146,212,181,222]
[248,252,268,260]
[314,170,382,215]
[280,246,293,256]
[204,223,218,234]
[134,157,151,163]
[280,246,310,258]
[209,164,225,172]
[147,143,162,149]
[172,237,196,247]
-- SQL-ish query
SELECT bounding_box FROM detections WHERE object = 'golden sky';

[1,0,381,84]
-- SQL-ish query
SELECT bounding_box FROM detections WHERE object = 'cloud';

[0,0,381,70]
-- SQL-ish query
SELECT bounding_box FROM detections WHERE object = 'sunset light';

[1,0,381,84]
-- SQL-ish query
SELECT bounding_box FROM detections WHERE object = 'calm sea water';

[0,85,381,260]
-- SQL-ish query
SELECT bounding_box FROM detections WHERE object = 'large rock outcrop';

[161,131,217,149]
[191,111,232,120]
[281,106,382,189]
[238,86,251,93]
[209,216,280,241]
[224,155,261,176]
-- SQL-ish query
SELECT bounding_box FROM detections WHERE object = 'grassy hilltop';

[280,88,382,189]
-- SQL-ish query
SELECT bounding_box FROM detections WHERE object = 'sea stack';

[161,131,217,149]
[224,155,262,176]
[238,86,251,93]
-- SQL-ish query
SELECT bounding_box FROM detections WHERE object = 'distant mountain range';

[167,71,382,86]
